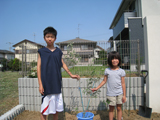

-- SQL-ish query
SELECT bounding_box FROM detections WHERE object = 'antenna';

[78,24,80,38]
[6,42,14,51]
[33,33,36,42]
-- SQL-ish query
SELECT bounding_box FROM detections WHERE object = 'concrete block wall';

[0,104,25,120]
[18,77,144,112]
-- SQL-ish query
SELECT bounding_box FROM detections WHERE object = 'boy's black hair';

[108,51,121,67]
[43,27,57,38]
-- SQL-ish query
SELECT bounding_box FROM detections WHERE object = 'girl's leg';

[40,113,46,120]
[116,104,122,120]
[109,105,115,120]
[53,111,58,120]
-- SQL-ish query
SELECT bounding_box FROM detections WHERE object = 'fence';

[13,39,145,78]
[18,77,144,111]
[0,39,147,119]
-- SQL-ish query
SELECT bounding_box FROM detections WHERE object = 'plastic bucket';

[77,112,94,120]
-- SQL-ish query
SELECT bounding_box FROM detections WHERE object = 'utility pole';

[33,33,36,42]
[6,42,13,51]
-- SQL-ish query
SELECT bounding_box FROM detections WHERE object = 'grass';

[62,66,107,78]
[0,71,21,116]
[62,66,139,78]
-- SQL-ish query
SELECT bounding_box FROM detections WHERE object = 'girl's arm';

[91,75,107,92]
[121,76,126,103]
[37,53,44,95]
[61,58,80,80]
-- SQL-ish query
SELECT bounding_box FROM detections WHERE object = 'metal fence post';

[22,44,24,77]
[25,45,27,77]
[137,39,140,76]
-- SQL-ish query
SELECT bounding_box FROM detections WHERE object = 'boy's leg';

[116,104,122,120]
[40,113,47,120]
[53,111,58,120]
[109,105,115,120]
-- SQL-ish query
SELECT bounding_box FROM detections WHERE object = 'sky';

[0,0,122,51]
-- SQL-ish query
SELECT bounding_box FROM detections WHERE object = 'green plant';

[30,60,37,68]
[8,59,14,71]
[74,107,79,114]
[64,43,81,67]
[0,58,8,71]
[82,64,101,113]
[12,58,20,71]
[28,66,37,78]
[83,66,101,98]
[95,50,107,65]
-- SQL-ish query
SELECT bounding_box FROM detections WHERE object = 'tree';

[1,58,8,71]
[8,59,14,70]
[64,43,81,67]
[12,58,20,71]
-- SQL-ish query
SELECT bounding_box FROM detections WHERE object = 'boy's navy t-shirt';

[38,47,63,96]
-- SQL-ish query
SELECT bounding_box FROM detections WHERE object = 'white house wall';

[144,16,160,112]
[14,42,40,62]
[5,54,14,60]
[141,0,160,19]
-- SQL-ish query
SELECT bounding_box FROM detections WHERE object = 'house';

[13,39,44,63]
[0,49,15,61]
[109,0,160,112]
[56,37,103,65]
[109,0,160,71]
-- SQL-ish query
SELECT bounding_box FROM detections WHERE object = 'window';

[88,44,93,50]
[15,50,22,54]
[81,56,88,62]
[64,46,67,50]
[64,45,71,51]
[29,49,37,53]
[81,45,88,50]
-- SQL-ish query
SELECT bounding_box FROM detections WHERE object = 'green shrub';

[12,58,20,71]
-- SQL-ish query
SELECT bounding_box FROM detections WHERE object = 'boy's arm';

[121,76,126,103]
[37,53,44,95]
[91,75,107,92]
[61,58,80,80]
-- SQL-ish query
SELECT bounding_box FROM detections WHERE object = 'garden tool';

[138,70,152,118]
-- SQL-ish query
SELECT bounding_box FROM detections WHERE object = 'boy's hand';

[39,85,44,95]
[91,88,98,92]
[71,74,80,80]
[122,96,126,103]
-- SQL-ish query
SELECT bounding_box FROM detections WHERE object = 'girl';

[91,51,126,120]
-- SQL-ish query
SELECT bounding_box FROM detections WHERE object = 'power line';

[6,42,14,51]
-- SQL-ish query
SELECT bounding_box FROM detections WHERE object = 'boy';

[37,27,80,120]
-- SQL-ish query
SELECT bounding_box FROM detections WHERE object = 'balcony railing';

[113,12,137,39]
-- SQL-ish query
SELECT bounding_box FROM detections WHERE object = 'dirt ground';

[13,110,160,120]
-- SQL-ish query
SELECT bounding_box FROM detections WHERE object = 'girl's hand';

[71,74,80,80]
[122,96,126,103]
[91,88,98,92]
[39,85,44,95]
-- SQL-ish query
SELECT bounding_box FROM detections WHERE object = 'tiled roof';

[55,37,97,45]
[0,50,14,54]
[13,39,45,47]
